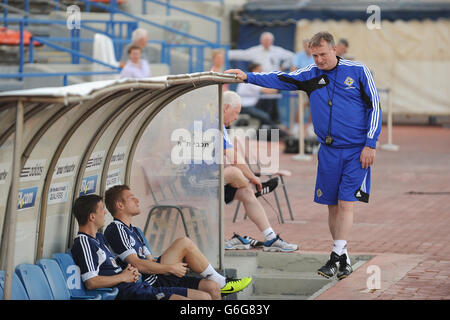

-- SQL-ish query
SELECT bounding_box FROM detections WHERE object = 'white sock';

[333,240,347,256]
[200,264,226,288]
[342,247,351,265]
[262,227,276,241]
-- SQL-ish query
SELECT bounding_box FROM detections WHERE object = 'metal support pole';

[2,100,24,300]
[218,84,224,271]
[292,92,312,161]
[380,88,399,151]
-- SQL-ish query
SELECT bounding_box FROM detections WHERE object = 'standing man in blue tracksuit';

[225,31,382,280]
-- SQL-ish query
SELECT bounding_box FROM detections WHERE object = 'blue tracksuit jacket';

[246,57,382,149]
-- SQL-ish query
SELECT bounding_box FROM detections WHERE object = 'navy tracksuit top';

[246,57,382,149]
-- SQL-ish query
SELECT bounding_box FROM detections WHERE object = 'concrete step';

[224,251,372,300]
[252,272,332,296]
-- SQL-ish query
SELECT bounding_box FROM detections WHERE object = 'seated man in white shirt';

[236,63,289,138]
[120,45,152,79]
[228,32,294,73]
[228,32,293,124]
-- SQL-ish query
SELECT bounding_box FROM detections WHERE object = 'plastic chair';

[231,135,294,224]
[37,258,100,300]
[15,264,54,300]
[52,252,118,300]
[0,270,29,300]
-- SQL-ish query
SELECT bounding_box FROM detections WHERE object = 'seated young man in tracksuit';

[71,193,250,300]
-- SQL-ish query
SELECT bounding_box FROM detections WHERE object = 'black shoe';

[337,253,353,280]
[318,252,340,279]
[255,177,279,197]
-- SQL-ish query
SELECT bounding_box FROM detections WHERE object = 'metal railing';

[0,0,227,86]
[142,0,222,44]
[76,0,220,45]
[0,17,125,84]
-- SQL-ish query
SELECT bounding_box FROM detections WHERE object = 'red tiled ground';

[224,125,450,300]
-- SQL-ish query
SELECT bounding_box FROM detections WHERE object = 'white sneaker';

[225,233,251,250]
[263,235,298,252]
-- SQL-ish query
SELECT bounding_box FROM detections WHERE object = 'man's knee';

[224,166,247,187]
[338,200,354,212]
[201,279,221,297]
[174,237,195,250]
[235,185,255,202]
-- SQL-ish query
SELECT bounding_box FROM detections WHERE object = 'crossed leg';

[224,166,271,232]
[160,237,221,300]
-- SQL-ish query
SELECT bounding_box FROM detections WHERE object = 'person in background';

[120,45,151,79]
[120,28,158,68]
[291,39,315,71]
[336,38,350,59]
[210,49,226,73]
[210,49,228,90]
[222,91,299,253]
[228,32,294,73]
[236,63,289,138]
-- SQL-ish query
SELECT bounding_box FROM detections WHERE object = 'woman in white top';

[120,45,152,79]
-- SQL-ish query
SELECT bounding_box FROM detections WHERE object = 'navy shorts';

[116,257,202,300]
[116,281,188,301]
[314,144,371,205]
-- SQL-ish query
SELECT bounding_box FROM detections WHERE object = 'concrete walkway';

[224,125,450,300]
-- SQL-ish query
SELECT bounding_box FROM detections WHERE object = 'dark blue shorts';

[116,281,188,300]
[116,257,202,300]
[314,144,371,205]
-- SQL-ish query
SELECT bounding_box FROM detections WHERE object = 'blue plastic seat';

[0,270,29,300]
[15,264,54,300]
[52,252,118,300]
[37,258,100,300]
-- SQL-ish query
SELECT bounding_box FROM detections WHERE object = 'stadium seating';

[0,27,40,46]
[0,270,29,300]
[37,258,101,300]
[52,252,118,300]
[15,264,54,300]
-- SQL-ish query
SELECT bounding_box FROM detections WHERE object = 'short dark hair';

[73,194,103,226]
[309,32,335,48]
[104,184,130,216]
[127,45,142,55]
[248,63,261,72]
[338,38,349,47]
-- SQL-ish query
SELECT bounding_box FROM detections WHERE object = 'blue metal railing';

[74,0,220,45]
[0,0,227,86]
[0,17,125,84]
[0,71,119,87]
[142,0,222,44]
[3,0,220,45]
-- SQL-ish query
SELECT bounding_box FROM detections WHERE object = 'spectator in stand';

[336,38,350,59]
[210,49,228,90]
[210,49,226,73]
[120,28,158,68]
[228,32,294,73]
[236,63,289,138]
[291,39,315,71]
[120,45,151,79]
[228,32,294,125]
